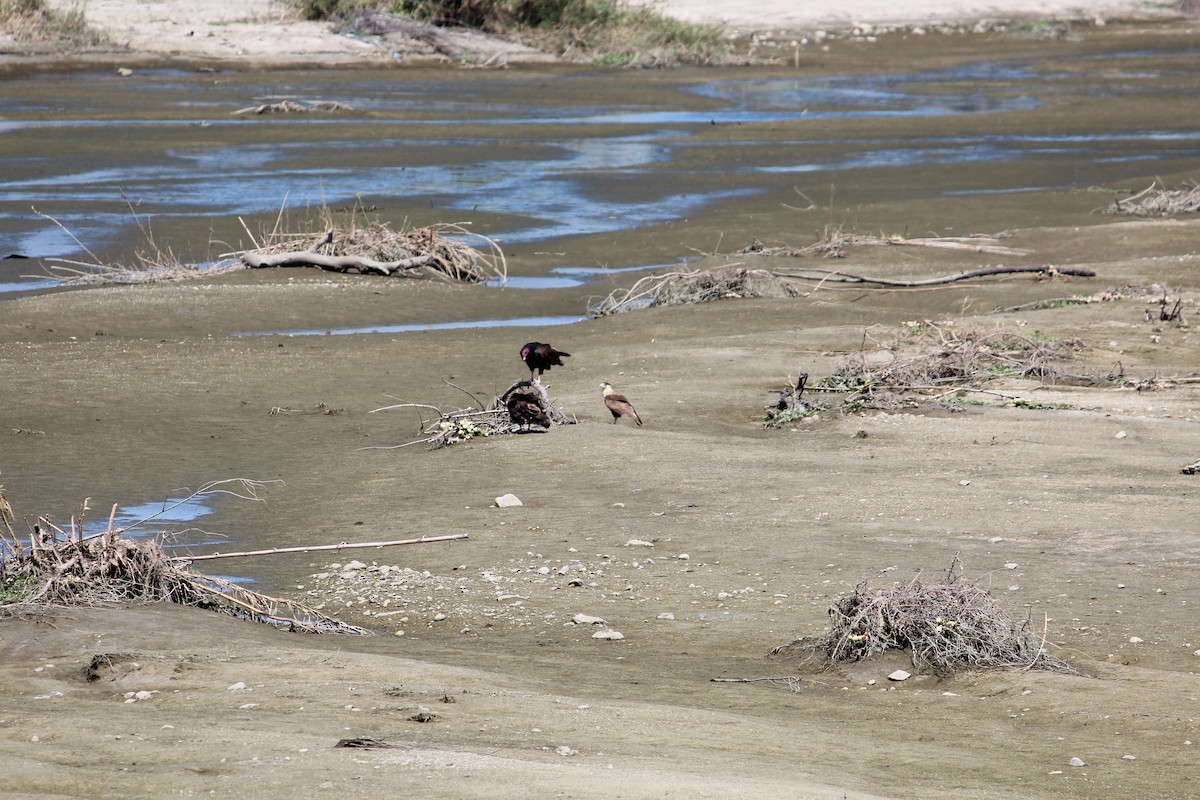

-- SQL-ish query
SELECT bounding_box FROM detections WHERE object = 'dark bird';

[506,392,551,432]
[600,382,642,426]
[520,342,570,382]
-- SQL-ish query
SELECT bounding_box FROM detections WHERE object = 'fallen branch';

[240,251,437,277]
[774,264,1096,289]
[173,533,469,562]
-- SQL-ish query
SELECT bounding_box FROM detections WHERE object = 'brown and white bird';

[506,392,551,432]
[600,382,642,426]
[520,342,570,382]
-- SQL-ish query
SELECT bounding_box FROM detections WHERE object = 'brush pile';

[1106,180,1200,217]
[799,559,1075,675]
[590,267,800,316]
[238,219,506,282]
[822,322,1086,411]
[0,483,367,634]
[373,380,574,450]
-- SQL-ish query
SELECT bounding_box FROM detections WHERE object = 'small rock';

[1115,431,1127,439]
[433,613,447,622]
[1122,754,1136,761]
[1069,757,1086,767]
[344,560,367,571]
[227,682,248,692]
[556,745,578,757]
[592,629,625,640]
[1005,562,1018,570]
[988,537,1005,544]
[887,670,910,681]
[494,493,523,508]
[572,613,606,625]
[1129,636,1143,644]
[675,553,690,560]
[656,612,675,620]
[624,538,654,547]
[958,480,971,486]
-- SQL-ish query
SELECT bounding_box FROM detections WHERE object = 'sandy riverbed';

[3,4,1200,799]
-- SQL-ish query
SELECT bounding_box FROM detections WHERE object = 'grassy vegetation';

[298,0,730,66]
[0,0,106,47]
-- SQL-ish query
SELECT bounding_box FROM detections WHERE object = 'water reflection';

[234,314,585,337]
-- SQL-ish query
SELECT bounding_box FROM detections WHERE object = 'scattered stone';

[238,703,260,710]
[675,553,690,560]
[1069,757,1086,767]
[1129,636,1143,644]
[958,480,971,486]
[1122,754,1137,761]
[1004,562,1018,570]
[656,612,675,620]
[888,670,911,682]
[572,613,606,625]
[556,745,578,757]
[344,560,368,570]
[988,537,1005,543]
[624,538,654,547]
[227,682,248,692]
[494,493,523,508]
[433,613,447,622]
[592,629,625,640]
[1114,431,1127,439]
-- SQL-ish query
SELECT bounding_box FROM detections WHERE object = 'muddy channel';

[2,25,1200,800]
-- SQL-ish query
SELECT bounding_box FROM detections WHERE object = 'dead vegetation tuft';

[823,321,1087,411]
[778,558,1076,675]
[1105,179,1200,217]
[590,267,800,316]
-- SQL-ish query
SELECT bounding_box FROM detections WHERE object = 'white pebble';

[592,629,625,640]
[494,493,523,507]
[887,670,910,681]
[624,538,654,547]
[572,613,606,625]
[1122,754,1136,760]
[656,612,675,620]
[227,682,247,692]
[556,745,578,757]
[1129,636,1143,644]
[1069,757,1086,767]
[1114,431,1127,439]
[958,480,971,486]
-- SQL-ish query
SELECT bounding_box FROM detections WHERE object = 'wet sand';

[4,7,1200,800]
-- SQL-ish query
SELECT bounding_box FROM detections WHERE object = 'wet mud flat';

[3,26,1200,800]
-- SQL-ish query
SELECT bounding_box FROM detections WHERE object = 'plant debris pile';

[1106,180,1200,217]
[0,485,366,634]
[798,559,1075,675]
[591,267,800,316]
[823,322,1086,411]
[240,217,506,283]
[379,380,574,450]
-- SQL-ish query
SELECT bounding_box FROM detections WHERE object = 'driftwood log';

[775,264,1097,288]
[240,251,437,277]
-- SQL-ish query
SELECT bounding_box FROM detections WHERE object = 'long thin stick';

[172,533,469,562]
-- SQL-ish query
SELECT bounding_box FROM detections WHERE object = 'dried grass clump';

[799,559,1075,675]
[1106,180,1200,217]
[33,207,243,287]
[822,321,1086,411]
[590,267,800,317]
[0,481,367,634]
